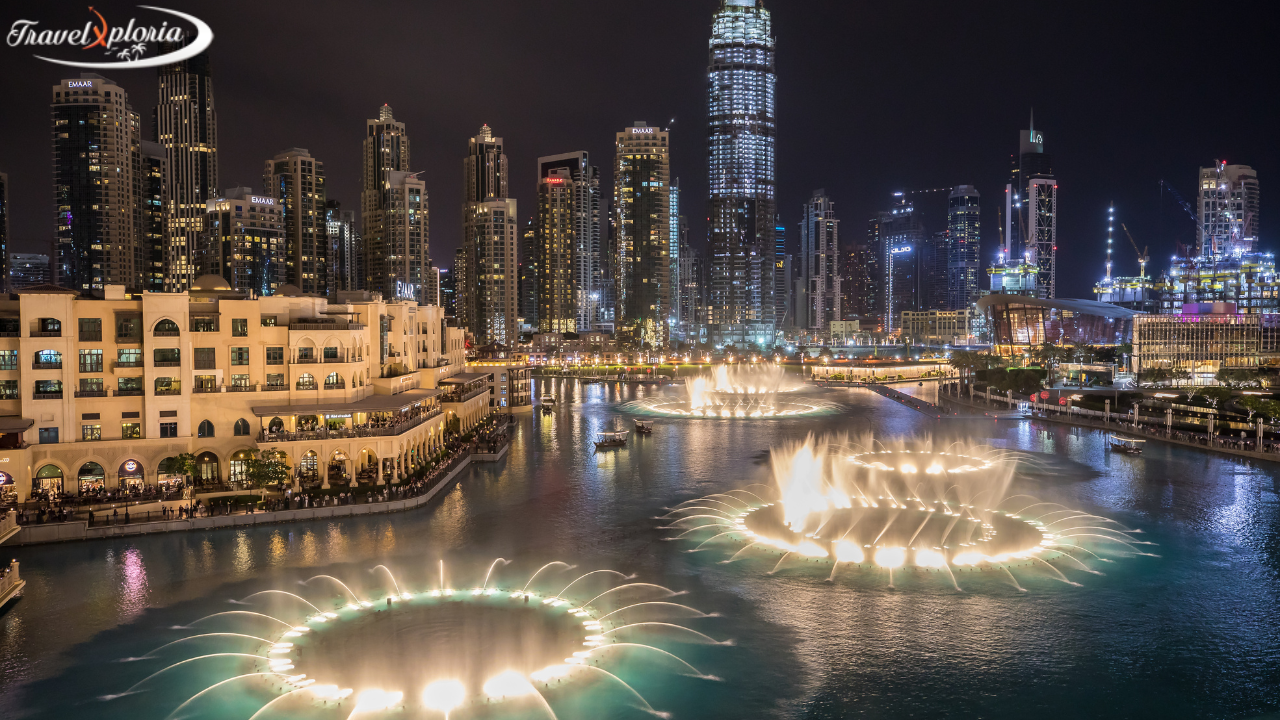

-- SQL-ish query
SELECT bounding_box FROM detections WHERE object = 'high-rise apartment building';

[379,170,429,302]
[946,185,981,310]
[0,171,9,291]
[460,126,517,345]
[842,239,878,327]
[920,230,949,311]
[537,152,600,331]
[535,169,577,333]
[155,50,217,292]
[799,190,841,334]
[325,200,361,293]
[668,179,682,330]
[199,187,285,295]
[1002,113,1056,298]
[9,253,51,290]
[613,122,671,348]
[679,217,701,333]
[52,74,145,293]
[440,266,457,317]
[360,105,412,298]
[773,215,792,330]
[1198,161,1259,256]
[139,141,168,293]
[872,195,927,332]
[519,218,538,330]
[707,0,777,348]
[264,148,328,295]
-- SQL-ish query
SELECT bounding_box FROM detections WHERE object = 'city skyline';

[0,1,1274,302]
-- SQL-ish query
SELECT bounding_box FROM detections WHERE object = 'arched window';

[34,349,62,367]
[234,418,250,436]
[195,451,219,484]
[198,419,215,437]
[78,462,105,492]
[230,450,252,484]
[268,417,284,433]
[153,318,180,336]
[297,373,316,390]
[324,372,344,389]
[35,464,64,493]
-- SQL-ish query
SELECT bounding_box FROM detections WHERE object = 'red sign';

[1040,391,1049,400]
[1059,398,1067,406]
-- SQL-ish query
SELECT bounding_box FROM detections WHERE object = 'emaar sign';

[7,6,213,68]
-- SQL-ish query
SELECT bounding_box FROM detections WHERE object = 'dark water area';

[3,380,1279,719]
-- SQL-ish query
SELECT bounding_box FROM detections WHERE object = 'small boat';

[540,395,556,405]
[540,404,553,416]
[594,430,629,448]
[1109,435,1145,455]
[634,420,653,435]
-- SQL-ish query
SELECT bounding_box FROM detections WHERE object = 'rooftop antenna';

[1105,204,1114,283]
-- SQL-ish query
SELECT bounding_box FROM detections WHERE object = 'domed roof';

[191,274,233,292]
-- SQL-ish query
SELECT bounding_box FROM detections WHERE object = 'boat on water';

[634,420,653,435]
[594,430,629,448]
[1109,435,1145,454]
[540,395,556,405]
[540,404,553,415]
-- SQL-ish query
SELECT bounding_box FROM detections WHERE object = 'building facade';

[535,169,577,333]
[978,295,1136,357]
[264,148,329,296]
[0,281,487,503]
[9,254,51,290]
[1132,303,1270,379]
[460,126,516,346]
[360,105,412,299]
[707,0,777,348]
[199,188,286,295]
[325,200,361,293]
[613,122,671,347]
[52,74,146,294]
[799,190,841,335]
[946,185,981,310]
[1198,161,1259,256]
[873,195,926,332]
[155,50,218,292]
[537,152,600,331]
[900,308,976,345]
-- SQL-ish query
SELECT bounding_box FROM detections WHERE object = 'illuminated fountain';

[103,560,726,719]
[664,434,1156,590]
[635,364,835,418]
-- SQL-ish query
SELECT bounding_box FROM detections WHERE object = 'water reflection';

[3,385,1280,719]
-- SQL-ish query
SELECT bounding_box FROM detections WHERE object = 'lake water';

[3,380,1279,719]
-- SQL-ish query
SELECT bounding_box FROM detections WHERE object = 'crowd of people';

[10,416,514,529]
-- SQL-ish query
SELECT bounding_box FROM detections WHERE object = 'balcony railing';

[114,389,143,397]
[154,330,180,337]
[193,385,218,394]
[262,384,287,392]
[154,388,182,396]
[74,390,108,398]
[256,408,440,443]
[33,392,63,400]
[116,335,141,343]
[0,331,18,338]
[79,332,102,342]
[323,382,346,391]
[228,383,257,392]
[443,386,489,403]
[32,362,62,370]
[295,357,319,364]
[32,330,61,337]
[115,360,143,368]
[154,361,182,367]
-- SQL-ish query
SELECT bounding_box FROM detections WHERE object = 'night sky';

[1,1,1275,299]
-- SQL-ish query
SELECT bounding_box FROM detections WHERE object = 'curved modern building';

[977,294,1137,355]
[707,0,776,348]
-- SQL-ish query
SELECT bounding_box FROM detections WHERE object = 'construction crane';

[1159,179,1201,256]
[1121,223,1149,279]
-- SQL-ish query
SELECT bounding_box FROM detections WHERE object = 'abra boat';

[1109,435,1145,455]
[634,420,653,435]
[594,430,629,449]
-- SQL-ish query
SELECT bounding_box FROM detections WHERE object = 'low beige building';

[0,277,489,504]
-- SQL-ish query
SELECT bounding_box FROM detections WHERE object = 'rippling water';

[3,380,1279,719]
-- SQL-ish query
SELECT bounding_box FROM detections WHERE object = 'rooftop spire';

[379,104,393,121]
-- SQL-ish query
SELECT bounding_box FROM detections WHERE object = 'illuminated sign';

[67,80,93,88]
[891,246,913,253]
[396,281,419,300]
[0,472,11,485]
[630,127,654,134]
[544,177,564,184]
[249,195,275,205]
[10,6,213,70]
[124,460,139,472]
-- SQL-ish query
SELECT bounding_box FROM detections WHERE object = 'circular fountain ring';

[264,589,607,713]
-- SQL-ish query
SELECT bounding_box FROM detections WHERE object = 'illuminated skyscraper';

[155,49,217,291]
[536,169,576,332]
[537,152,600,331]
[199,187,285,294]
[613,122,671,347]
[799,190,841,334]
[946,185,981,309]
[361,104,413,298]
[1001,112,1056,298]
[707,0,776,348]
[1198,161,1259,256]
[460,125,517,345]
[264,148,329,295]
[325,199,361,292]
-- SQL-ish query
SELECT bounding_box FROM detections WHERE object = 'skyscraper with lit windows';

[707,0,776,348]
[613,122,671,348]
[946,185,981,310]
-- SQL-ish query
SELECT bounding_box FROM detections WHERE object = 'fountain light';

[484,671,537,698]
[834,540,865,563]
[422,679,465,713]
[355,688,403,713]
[914,549,947,568]
[874,547,906,568]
